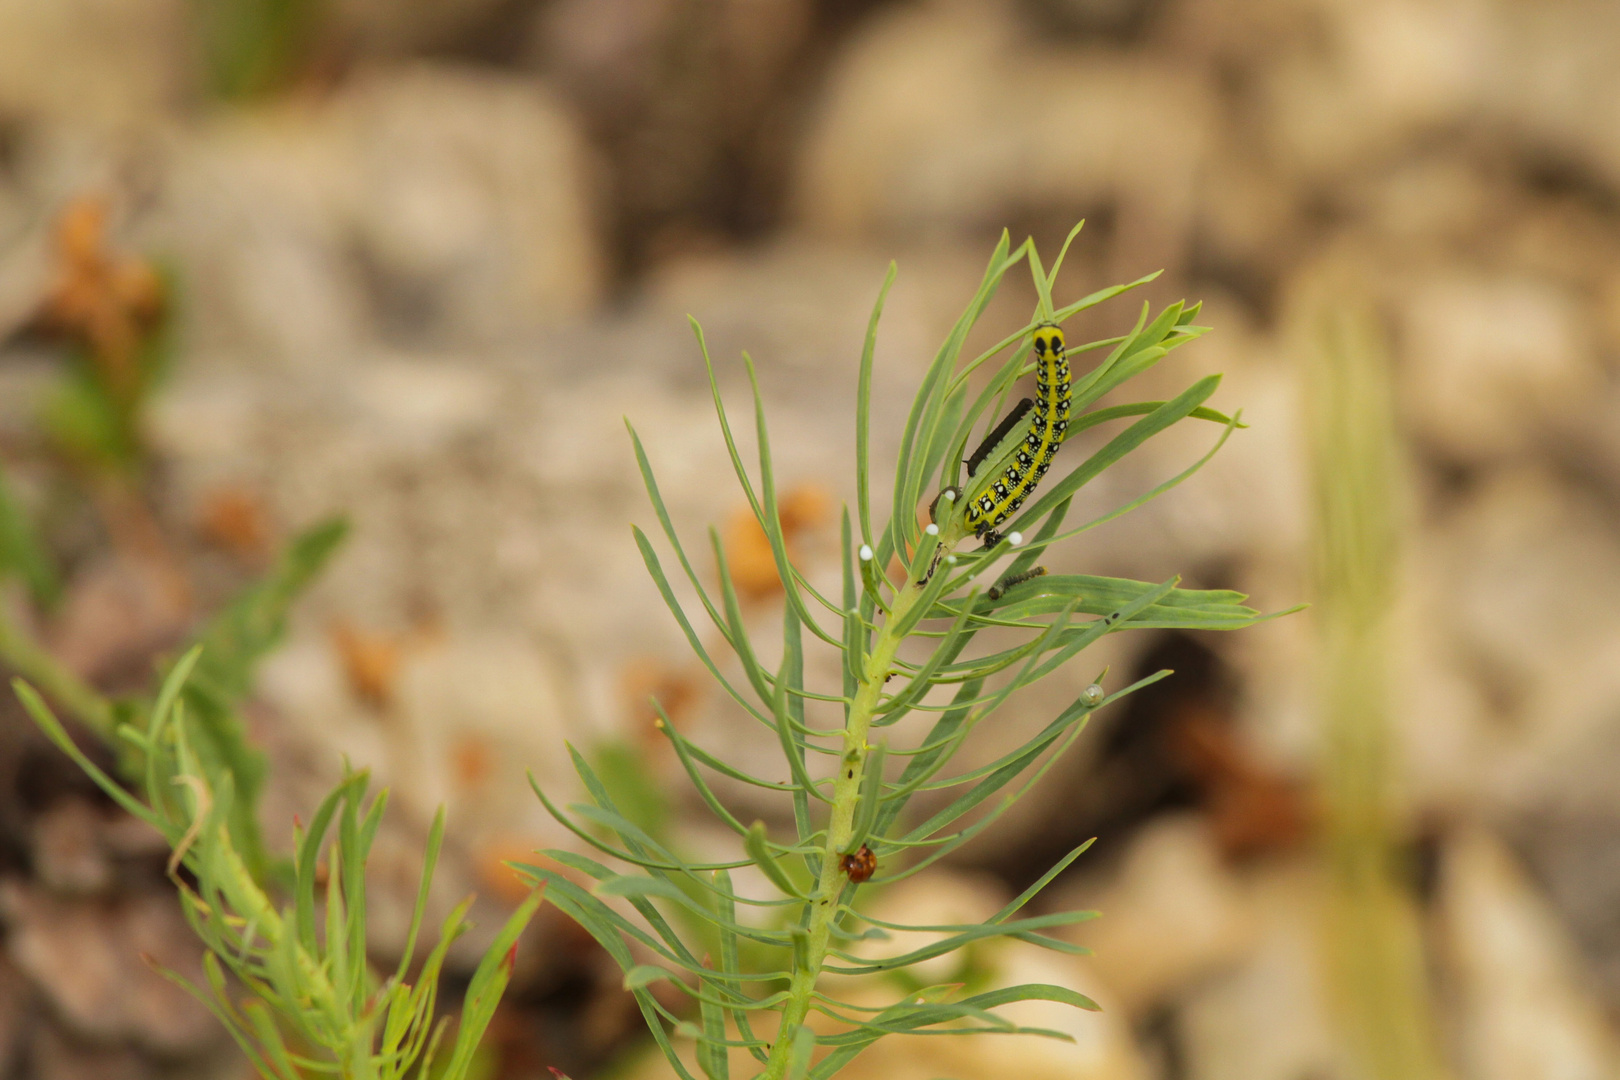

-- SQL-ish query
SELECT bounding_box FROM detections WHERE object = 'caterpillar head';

[1031,323,1065,358]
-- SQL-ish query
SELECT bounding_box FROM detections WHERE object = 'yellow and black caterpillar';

[961,323,1070,545]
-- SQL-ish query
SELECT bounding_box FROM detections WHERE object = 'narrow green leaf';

[856,264,896,550]
[0,467,61,607]
[786,1024,816,1080]
[745,822,806,900]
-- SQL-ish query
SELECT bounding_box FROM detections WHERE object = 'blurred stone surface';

[1176,861,1344,1080]
[1493,649,1620,1010]
[0,878,219,1055]
[330,0,515,53]
[0,0,187,126]
[793,0,1211,277]
[1427,468,1620,747]
[1437,828,1620,1080]
[1055,813,1256,1019]
[1,0,1619,1072]
[0,953,31,1077]
[1395,271,1596,463]
[157,64,602,368]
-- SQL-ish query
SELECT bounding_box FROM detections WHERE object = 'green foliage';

[1309,303,1446,1079]
[524,227,1283,1079]
[191,0,325,100]
[180,517,349,882]
[41,266,177,478]
[0,470,62,608]
[14,655,542,1080]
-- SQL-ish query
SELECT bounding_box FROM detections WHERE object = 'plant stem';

[0,611,113,738]
[761,569,928,1080]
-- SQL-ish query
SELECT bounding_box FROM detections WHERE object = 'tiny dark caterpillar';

[840,844,877,884]
[963,324,1070,546]
[987,565,1048,601]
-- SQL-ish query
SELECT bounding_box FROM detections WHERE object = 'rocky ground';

[1,0,1620,1077]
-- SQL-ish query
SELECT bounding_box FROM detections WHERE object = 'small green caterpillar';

[960,323,1070,546]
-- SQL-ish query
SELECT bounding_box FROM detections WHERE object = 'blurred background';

[1,0,1619,1077]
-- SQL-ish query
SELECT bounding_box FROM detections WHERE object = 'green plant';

[523,227,1284,1079]
[3,205,544,1077]
[191,0,326,100]
[15,652,541,1080]
[1308,300,1447,1079]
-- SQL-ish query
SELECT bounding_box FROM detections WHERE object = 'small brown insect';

[840,844,877,884]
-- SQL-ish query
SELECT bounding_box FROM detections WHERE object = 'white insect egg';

[924,523,939,536]
[1008,532,1023,547]
[945,555,958,565]
[1081,684,1105,708]
[942,489,957,501]
[859,545,873,561]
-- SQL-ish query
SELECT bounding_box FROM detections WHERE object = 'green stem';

[0,611,114,738]
[761,562,932,1079]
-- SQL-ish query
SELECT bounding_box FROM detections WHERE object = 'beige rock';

[1178,861,1345,1080]
[1253,0,1494,183]
[30,801,115,896]
[0,879,220,1055]
[330,0,513,52]
[339,67,604,343]
[793,0,1211,273]
[157,64,601,368]
[1436,828,1620,1080]
[1395,272,1596,462]
[0,0,187,126]
[1058,814,1257,1018]
[1425,468,1620,741]
[1485,0,1620,194]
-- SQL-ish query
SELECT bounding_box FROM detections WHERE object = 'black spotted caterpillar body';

[961,323,1070,546]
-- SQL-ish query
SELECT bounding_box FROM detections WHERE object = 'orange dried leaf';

[328,620,402,710]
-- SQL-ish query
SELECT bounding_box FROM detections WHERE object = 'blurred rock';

[532,0,816,270]
[1436,828,1620,1080]
[1395,271,1596,463]
[0,879,219,1055]
[1424,468,1620,743]
[45,553,190,685]
[1056,814,1256,1018]
[793,0,1212,275]
[0,0,186,126]
[1485,0,1620,196]
[158,64,601,368]
[1492,636,1620,1009]
[1251,0,1493,185]
[28,1021,154,1080]
[1176,861,1343,1080]
[30,800,114,896]
[340,66,604,343]
[0,953,32,1077]
[330,0,514,54]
